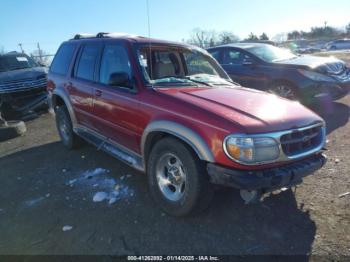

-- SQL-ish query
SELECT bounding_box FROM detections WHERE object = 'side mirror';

[108,72,132,88]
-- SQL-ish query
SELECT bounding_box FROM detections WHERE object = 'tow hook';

[240,189,262,204]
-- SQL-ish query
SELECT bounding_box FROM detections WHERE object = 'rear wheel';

[55,106,83,149]
[147,137,213,216]
[269,82,298,100]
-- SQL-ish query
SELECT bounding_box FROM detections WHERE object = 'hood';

[156,86,323,133]
[0,67,47,84]
[274,55,347,75]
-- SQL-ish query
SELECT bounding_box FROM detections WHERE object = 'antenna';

[146,0,153,81]
[146,0,151,38]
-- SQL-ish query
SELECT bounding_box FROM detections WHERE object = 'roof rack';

[72,32,143,40]
[73,33,96,40]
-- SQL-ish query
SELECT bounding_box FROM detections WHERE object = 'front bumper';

[207,154,326,192]
[0,87,48,115]
[302,81,350,103]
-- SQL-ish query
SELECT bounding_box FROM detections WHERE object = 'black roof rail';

[71,32,143,40]
[72,33,95,40]
[96,32,109,38]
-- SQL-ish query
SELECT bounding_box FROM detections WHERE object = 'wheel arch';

[51,89,77,128]
[269,78,298,89]
[141,120,215,166]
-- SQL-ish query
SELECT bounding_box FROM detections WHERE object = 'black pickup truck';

[0,52,48,119]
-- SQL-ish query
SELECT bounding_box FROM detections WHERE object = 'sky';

[0,0,349,54]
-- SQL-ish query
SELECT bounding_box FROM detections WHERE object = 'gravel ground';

[0,96,349,258]
[313,50,350,65]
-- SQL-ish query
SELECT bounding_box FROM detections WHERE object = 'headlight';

[224,136,280,164]
[297,69,334,82]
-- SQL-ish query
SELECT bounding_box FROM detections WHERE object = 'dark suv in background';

[0,52,48,118]
[208,43,349,103]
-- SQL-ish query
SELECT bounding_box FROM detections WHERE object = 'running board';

[75,127,144,172]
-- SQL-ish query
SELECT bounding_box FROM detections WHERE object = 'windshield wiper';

[153,76,211,87]
[9,66,29,71]
[187,74,237,86]
[183,76,212,86]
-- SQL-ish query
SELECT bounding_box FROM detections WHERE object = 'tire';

[55,106,83,149]
[147,137,214,216]
[269,82,299,100]
[0,121,26,141]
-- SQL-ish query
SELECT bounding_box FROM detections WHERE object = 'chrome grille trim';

[0,78,47,93]
[223,122,326,165]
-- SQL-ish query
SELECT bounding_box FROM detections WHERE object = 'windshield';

[0,54,38,72]
[246,45,297,62]
[137,45,232,87]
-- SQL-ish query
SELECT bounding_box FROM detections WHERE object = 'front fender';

[141,120,215,163]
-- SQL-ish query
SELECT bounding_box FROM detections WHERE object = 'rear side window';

[75,44,100,81]
[50,43,76,75]
[99,45,132,85]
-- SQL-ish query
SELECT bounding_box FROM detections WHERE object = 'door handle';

[95,89,102,97]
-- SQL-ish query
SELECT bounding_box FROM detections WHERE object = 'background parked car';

[0,52,48,119]
[207,43,350,103]
[325,39,350,50]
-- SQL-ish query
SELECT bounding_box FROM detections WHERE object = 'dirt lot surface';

[0,96,349,258]
[314,50,350,65]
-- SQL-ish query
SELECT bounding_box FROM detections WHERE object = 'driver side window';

[223,49,254,65]
[99,45,132,85]
[223,50,242,65]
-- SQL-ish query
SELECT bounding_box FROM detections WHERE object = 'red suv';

[48,33,327,216]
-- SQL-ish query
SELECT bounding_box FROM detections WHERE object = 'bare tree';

[246,32,259,41]
[219,31,239,44]
[346,22,350,35]
[187,28,218,48]
[272,33,287,43]
[30,49,53,66]
[187,28,240,48]
[0,46,5,55]
[259,32,269,40]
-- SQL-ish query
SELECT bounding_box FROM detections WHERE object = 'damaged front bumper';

[301,79,350,103]
[0,87,48,116]
[207,153,327,193]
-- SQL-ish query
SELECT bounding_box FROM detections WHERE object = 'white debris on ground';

[66,168,134,206]
[338,192,350,198]
[24,196,46,207]
[93,192,108,202]
[62,225,73,231]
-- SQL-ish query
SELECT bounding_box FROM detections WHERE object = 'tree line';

[186,22,350,48]
[287,22,350,40]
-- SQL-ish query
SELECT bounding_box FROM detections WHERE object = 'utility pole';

[18,43,24,53]
[37,42,43,63]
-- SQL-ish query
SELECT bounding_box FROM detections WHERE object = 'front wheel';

[268,82,298,100]
[147,137,213,216]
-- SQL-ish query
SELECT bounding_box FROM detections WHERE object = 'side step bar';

[75,127,144,172]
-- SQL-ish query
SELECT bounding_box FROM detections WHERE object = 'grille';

[0,77,47,93]
[280,125,323,157]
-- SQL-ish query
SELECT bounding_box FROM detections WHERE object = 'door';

[221,48,267,89]
[92,43,140,152]
[70,43,102,129]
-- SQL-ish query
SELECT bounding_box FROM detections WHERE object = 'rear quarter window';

[50,43,76,75]
[74,44,100,81]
